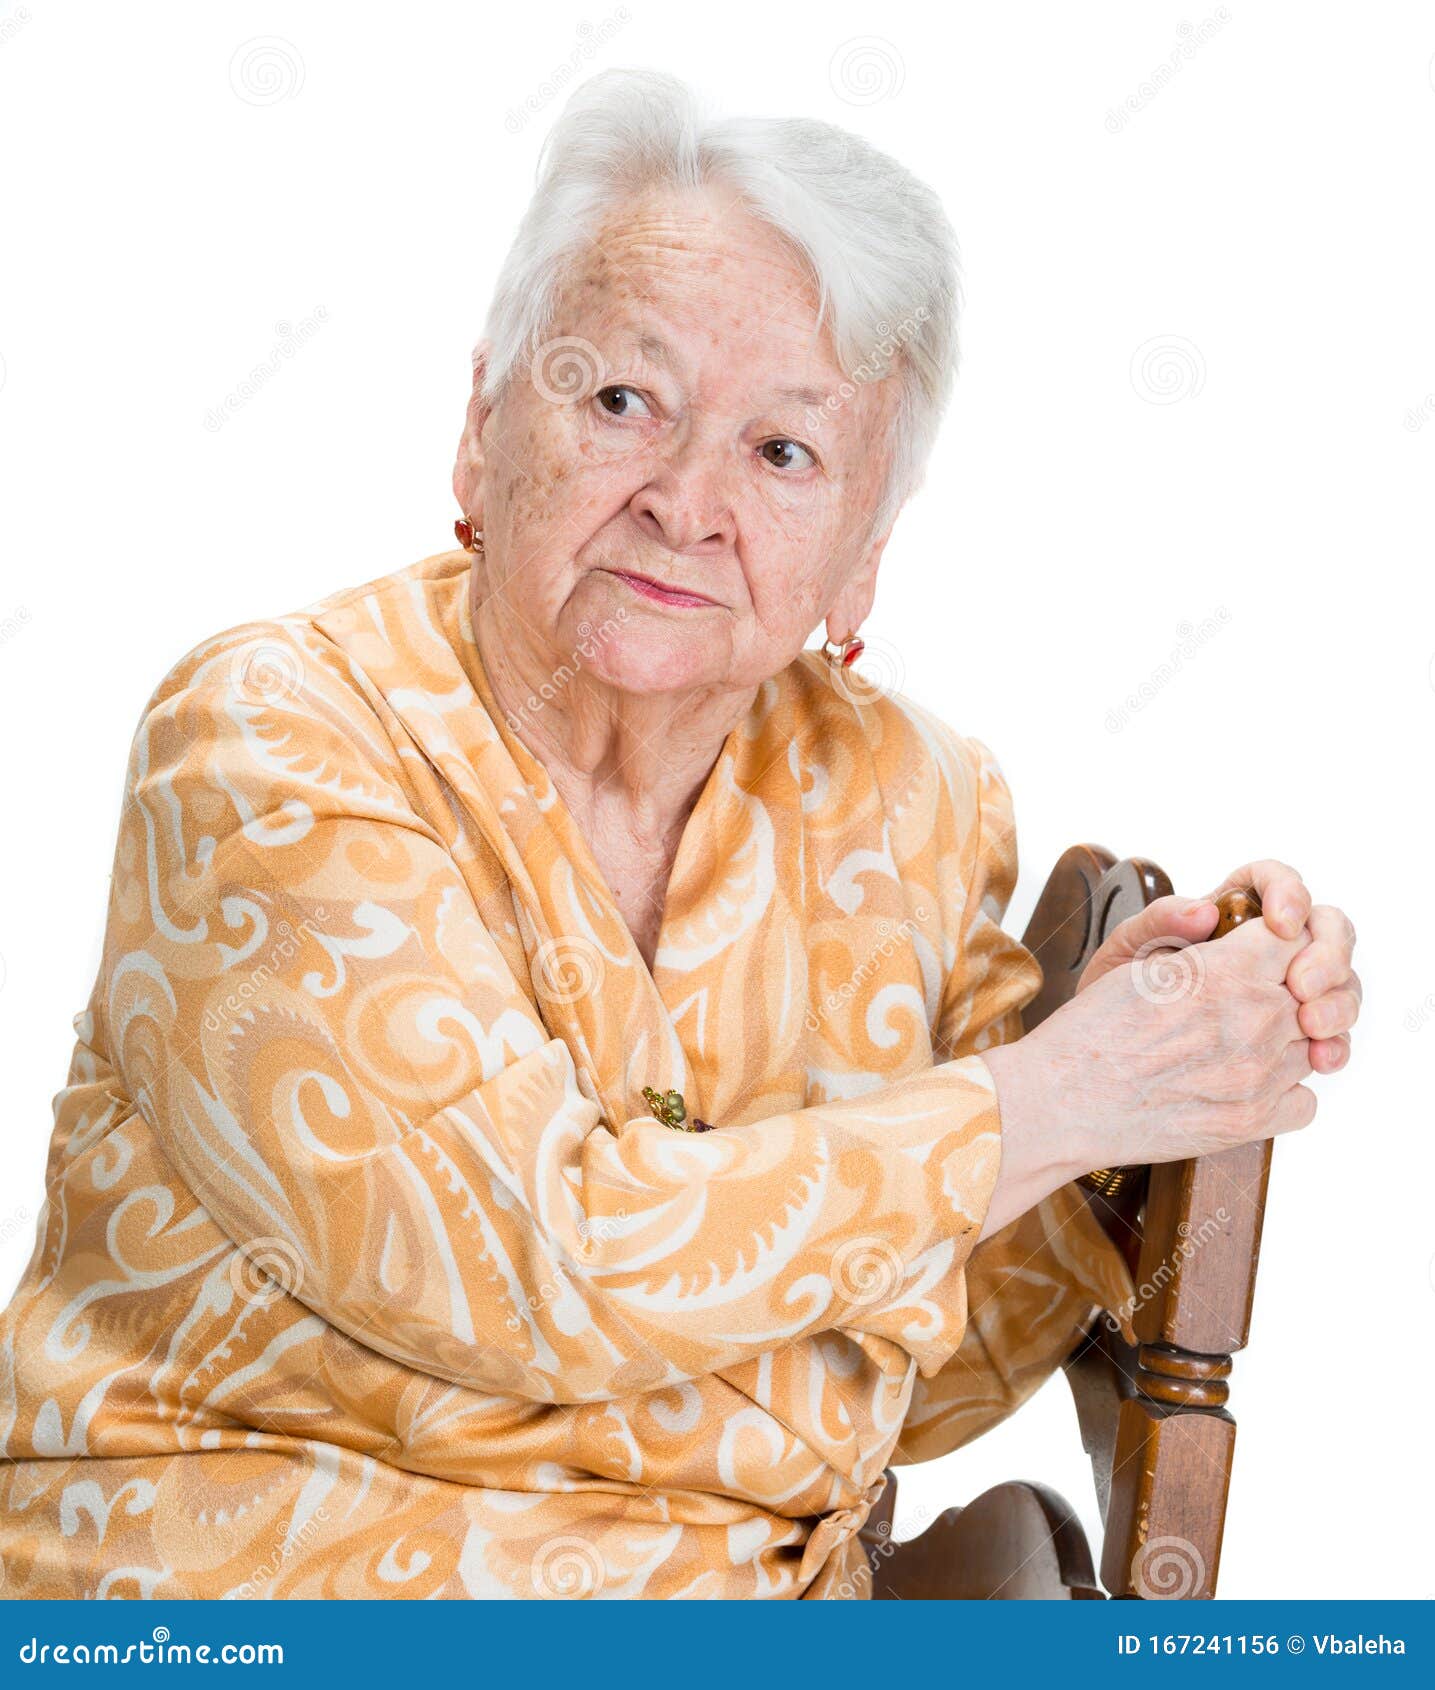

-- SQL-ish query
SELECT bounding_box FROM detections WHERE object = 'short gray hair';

[480,68,961,536]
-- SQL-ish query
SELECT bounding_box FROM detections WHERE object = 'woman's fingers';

[1267,1081,1320,1138]
[1309,1032,1352,1075]
[1288,904,1359,1001]
[1298,972,1362,1040]
[1210,909,1312,983]
[1205,858,1311,939]
[1076,894,1218,991]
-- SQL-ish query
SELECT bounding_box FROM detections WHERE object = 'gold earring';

[454,517,484,554]
[821,633,865,669]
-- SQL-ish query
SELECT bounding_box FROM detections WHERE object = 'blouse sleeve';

[97,627,1012,1407]
[898,733,1138,1466]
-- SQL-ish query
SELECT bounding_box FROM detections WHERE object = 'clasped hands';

[979,859,1360,1236]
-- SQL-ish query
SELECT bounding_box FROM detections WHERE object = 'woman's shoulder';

[140,549,468,719]
[784,648,1007,829]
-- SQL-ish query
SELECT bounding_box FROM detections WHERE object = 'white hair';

[480,67,961,536]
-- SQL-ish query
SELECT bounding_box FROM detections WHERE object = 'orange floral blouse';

[0,550,1136,1599]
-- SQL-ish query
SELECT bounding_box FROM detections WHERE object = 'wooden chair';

[859,847,1272,1600]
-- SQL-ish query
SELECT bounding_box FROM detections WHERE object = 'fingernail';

[1282,902,1304,929]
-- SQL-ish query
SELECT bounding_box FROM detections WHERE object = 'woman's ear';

[452,340,494,517]
[825,523,892,643]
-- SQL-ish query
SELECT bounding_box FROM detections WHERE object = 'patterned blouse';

[0,550,1135,1599]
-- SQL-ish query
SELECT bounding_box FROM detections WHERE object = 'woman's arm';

[99,626,1022,1405]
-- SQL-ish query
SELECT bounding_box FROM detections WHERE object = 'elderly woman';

[0,70,1358,1600]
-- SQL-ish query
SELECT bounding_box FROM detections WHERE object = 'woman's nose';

[630,444,736,554]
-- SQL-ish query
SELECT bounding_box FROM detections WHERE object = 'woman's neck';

[471,587,757,850]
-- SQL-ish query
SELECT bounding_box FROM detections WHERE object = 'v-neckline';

[456,589,748,1004]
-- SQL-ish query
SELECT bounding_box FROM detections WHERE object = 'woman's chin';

[560,601,734,696]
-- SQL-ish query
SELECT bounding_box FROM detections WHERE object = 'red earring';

[454,517,484,554]
[821,634,865,668]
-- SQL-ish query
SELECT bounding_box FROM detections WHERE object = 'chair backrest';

[1023,846,1273,1600]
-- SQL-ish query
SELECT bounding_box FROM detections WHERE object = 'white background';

[1,0,1431,1599]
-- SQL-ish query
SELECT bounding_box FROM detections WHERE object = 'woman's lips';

[605,569,718,609]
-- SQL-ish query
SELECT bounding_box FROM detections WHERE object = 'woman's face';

[456,182,902,698]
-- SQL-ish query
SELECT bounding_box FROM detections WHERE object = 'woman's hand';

[980,889,1335,1238]
[1079,860,1360,1077]
[1199,859,1360,1076]
[1039,913,1315,1170]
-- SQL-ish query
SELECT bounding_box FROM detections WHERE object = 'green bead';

[664,1090,686,1122]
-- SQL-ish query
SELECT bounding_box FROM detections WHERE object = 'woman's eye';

[596,385,651,418]
[760,438,815,471]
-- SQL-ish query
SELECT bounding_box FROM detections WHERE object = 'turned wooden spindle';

[1093,883,1268,1600]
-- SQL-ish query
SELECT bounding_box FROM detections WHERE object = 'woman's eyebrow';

[626,330,831,411]
[634,331,674,366]
[773,383,828,409]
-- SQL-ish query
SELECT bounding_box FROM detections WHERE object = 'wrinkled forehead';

[548,183,853,403]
